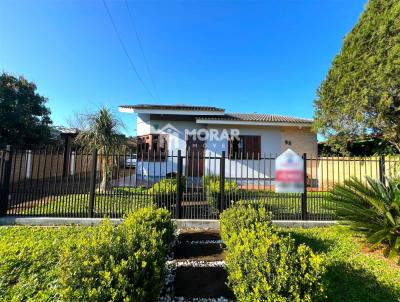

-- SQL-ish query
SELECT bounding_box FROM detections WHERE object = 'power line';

[101,0,156,101]
[124,0,161,102]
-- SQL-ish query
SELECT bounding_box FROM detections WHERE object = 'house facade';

[119,104,317,180]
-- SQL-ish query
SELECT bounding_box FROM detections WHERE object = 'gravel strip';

[160,296,233,302]
[167,260,226,268]
[178,240,224,245]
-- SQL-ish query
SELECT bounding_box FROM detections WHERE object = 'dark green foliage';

[220,204,325,301]
[75,107,125,191]
[0,72,53,148]
[328,177,400,258]
[314,0,400,153]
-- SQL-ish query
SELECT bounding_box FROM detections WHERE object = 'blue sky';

[0,0,367,137]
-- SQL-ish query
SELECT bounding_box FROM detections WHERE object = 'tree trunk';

[99,156,112,191]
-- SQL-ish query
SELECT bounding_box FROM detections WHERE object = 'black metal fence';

[0,146,399,220]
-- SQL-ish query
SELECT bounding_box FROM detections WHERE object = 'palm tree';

[328,177,400,258]
[75,107,125,191]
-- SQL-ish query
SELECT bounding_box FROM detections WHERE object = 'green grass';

[279,226,400,301]
[16,187,153,216]
[234,191,335,219]
[15,188,335,219]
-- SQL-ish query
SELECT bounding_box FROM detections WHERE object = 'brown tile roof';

[196,113,313,124]
[119,104,225,112]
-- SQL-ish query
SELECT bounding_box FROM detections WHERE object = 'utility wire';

[101,0,156,101]
[124,0,161,102]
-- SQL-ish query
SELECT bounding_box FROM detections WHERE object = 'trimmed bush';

[204,175,240,194]
[124,206,175,244]
[204,175,241,211]
[59,207,174,302]
[148,178,186,206]
[224,225,326,302]
[220,202,273,243]
[221,204,326,301]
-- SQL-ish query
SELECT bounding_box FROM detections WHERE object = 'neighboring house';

[119,104,317,180]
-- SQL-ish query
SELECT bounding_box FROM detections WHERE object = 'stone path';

[160,229,234,302]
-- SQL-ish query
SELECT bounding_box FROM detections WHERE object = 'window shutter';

[245,136,252,157]
[241,135,261,159]
[253,136,261,158]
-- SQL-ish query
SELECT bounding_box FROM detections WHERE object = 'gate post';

[88,149,97,218]
[0,145,13,216]
[379,155,385,184]
[176,150,183,219]
[219,151,226,212]
[301,153,308,221]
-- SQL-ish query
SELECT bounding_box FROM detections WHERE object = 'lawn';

[11,188,335,219]
[11,187,154,217]
[280,226,400,302]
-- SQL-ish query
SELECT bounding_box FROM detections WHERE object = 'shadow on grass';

[280,231,399,301]
[324,262,399,302]
[279,231,335,254]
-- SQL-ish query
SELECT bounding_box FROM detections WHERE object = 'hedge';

[220,201,273,244]
[0,226,85,301]
[59,207,174,302]
[0,207,174,302]
[220,204,326,301]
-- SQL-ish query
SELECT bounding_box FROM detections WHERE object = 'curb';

[0,216,336,228]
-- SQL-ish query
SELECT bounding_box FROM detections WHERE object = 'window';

[228,135,261,159]
[137,134,168,160]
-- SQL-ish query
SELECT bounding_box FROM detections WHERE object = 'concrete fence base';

[0,216,336,229]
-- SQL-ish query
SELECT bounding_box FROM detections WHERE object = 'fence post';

[176,150,183,219]
[219,151,226,212]
[88,149,98,218]
[301,153,308,221]
[379,155,385,184]
[0,146,13,216]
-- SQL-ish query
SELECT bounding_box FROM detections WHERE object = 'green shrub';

[149,178,178,194]
[224,224,326,302]
[59,207,174,302]
[328,177,400,258]
[124,206,175,244]
[204,175,240,194]
[148,178,186,206]
[220,202,273,243]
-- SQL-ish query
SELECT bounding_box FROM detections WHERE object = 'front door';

[186,135,204,177]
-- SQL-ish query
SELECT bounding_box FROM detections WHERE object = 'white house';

[119,104,317,181]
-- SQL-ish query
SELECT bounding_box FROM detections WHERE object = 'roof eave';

[119,107,226,116]
[195,119,313,127]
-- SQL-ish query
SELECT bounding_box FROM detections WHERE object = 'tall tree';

[0,73,53,148]
[314,0,400,153]
[75,107,125,191]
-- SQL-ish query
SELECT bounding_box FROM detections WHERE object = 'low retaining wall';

[0,216,336,229]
